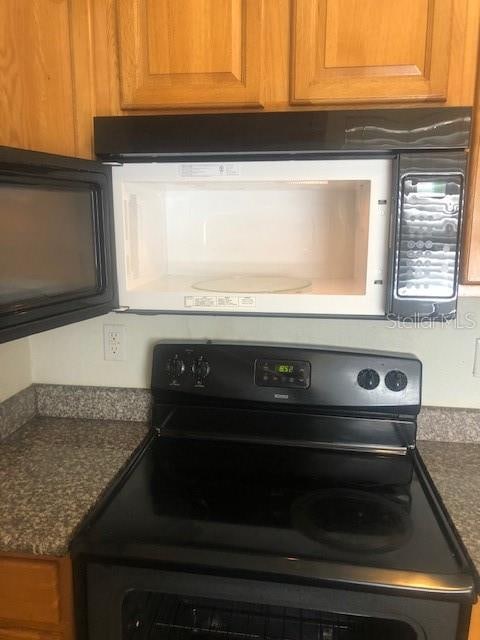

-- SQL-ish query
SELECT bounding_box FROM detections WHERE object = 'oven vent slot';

[122,591,416,640]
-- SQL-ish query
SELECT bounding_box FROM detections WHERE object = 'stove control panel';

[152,342,422,416]
[166,354,211,387]
[254,359,311,389]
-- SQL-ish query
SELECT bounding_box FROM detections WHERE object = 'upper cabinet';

[291,0,454,105]
[0,1,478,146]
[0,0,93,157]
[115,0,264,109]
[462,55,480,284]
[91,0,479,116]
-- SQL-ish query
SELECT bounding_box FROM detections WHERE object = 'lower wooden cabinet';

[0,555,74,640]
[470,601,480,639]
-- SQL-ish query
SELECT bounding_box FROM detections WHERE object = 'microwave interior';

[118,161,390,301]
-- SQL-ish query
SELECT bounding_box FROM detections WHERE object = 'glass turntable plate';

[192,275,312,294]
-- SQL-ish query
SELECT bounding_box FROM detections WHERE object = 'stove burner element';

[291,489,412,553]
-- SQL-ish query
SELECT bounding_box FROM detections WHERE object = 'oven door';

[81,562,467,640]
[0,146,116,343]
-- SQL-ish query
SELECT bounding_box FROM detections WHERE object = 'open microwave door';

[0,146,116,343]
[112,158,391,317]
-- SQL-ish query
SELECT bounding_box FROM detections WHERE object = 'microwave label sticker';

[239,296,256,307]
[180,163,240,178]
[217,296,238,307]
[184,295,255,309]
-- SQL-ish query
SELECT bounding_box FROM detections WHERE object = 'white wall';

[29,297,480,408]
[0,338,31,402]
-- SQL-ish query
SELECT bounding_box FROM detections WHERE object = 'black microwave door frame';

[0,146,117,344]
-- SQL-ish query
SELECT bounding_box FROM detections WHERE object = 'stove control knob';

[166,356,185,381]
[357,368,380,390]
[192,357,210,385]
[385,370,408,392]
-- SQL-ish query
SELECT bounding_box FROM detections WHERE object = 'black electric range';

[72,342,477,640]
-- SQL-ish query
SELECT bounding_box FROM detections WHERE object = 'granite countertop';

[0,416,148,555]
[419,440,480,574]
[1,416,479,575]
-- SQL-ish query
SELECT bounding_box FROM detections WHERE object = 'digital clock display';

[255,358,311,389]
[275,364,294,374]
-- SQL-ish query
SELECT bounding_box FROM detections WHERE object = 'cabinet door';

[0,559,60,626]
[291,0,454,105]
[116,0,264,109]
[0,0,93,157]
[462,54,480,284]
[0,555,74,640]
[470,601,480,639]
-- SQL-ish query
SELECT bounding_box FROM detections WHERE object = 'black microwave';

[0,108,472,343]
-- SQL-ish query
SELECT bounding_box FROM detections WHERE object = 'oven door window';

[122,591,417,640]
[0,182,103,313]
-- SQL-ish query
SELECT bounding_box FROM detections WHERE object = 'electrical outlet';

[104,325,126,361]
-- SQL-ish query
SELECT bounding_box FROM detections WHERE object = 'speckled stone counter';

[419,440,480,574]
[0,416,148,556]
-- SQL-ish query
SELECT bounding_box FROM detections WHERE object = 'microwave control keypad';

[397,175,462,299]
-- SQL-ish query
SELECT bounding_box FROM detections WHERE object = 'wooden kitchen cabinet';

[469,601,480,639]
[114,0,264,109]
[91,0,479,116]
[0,555,74,640]
[0,629,59,640]
[462,46,480,285]
[291,0,465,105]
[0,0,93,158]
[1,1,479,150]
